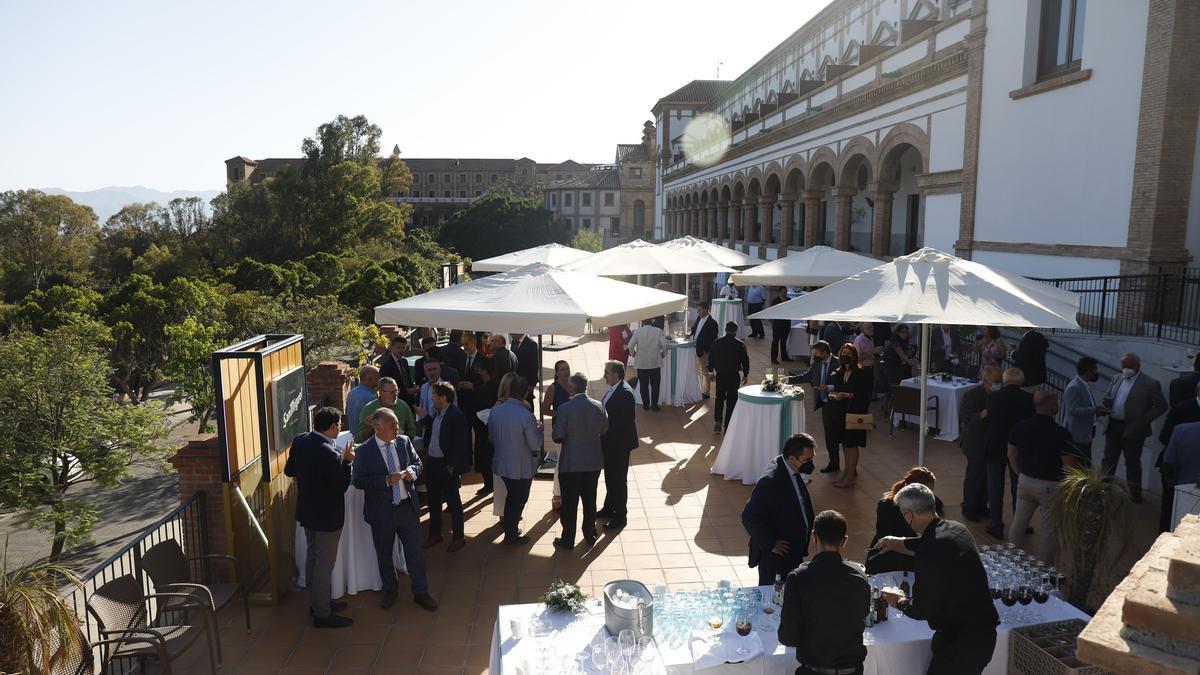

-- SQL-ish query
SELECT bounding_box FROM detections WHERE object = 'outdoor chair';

[42,620,173,675]
[887,384,940,438]
[881,367,910,419]
[85,574,217,675]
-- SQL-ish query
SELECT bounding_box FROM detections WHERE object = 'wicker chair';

[887,384,940,438]
[142,539,250,665]
[86,574,217,675]
[42,621,173,675]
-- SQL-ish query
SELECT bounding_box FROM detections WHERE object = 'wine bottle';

[773,574,784,605]
[899,571,911,596]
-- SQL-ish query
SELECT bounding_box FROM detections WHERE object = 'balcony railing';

[1031,267,1200,345]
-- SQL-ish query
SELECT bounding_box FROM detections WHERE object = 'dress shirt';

[853,333,875,367]
[427,408,446,458]
[817,358,830,402]
[783,461,813,529]
[463,350,477,375]
[345,384,376,440]
[601,381,627,405]
[941,329,954,353]
[1112,373,1138,420]
[745,285,767,304]
[375,436,409,501]
[691,314,713,340]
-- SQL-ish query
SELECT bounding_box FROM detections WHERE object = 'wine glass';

[734,611,753,657]
[591,636,608,670]
[619,629,637,667]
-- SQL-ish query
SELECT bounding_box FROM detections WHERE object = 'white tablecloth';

[490,583,1090,675]
[634,340,703,408]
[294,433,407,597]
[711,298,745,339]
[786,322,810,361]
[712,385,806,485]
[891,376,977,442]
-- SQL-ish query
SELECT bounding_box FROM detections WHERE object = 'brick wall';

[168,434,233,582]
[306,360,351,413]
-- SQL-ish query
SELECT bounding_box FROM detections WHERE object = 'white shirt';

[692,313,713,339]
[602,380,630,405]
[375,436,409,500]
[1112,373,1139,421]
[718,284,739,299]
[628,324,669,369]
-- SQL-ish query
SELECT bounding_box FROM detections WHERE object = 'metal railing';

[1031,267,1200,344]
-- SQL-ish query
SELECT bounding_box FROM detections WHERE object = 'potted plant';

[1049,465,1134,611]
[0,540,84,674]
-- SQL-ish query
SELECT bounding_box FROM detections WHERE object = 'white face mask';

[1122,367,1137,379]
[990,383,1002,392]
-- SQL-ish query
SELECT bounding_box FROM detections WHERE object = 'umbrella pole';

[918,323,930,466]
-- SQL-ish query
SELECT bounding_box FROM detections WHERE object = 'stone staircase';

[1078,514,1200,673]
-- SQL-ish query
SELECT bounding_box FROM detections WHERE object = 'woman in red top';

[608,323,632,363]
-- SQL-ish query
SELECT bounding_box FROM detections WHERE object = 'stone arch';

[808,147,839,186]
[878,123,930,180]
[838,136,877,188]
[763,160,785,182]
[746,166,766,189]
[782,154,808,179]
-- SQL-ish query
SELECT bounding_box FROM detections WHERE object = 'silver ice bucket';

[603,579,654,638]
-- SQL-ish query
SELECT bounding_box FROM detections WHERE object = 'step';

[1122,562,1200,655]
[1169,517,1200,603]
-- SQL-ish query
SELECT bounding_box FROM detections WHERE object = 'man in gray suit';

[1101,353,1168,502]
[551,373,609,550]
[1063,356,1103,465]
[960,366,1000,522]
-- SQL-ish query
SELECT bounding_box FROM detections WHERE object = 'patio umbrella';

[559,238,736,276]
[730,245,881,287]
[749,248,1081,464]
[660,236,766,268]
[470,242,594,272]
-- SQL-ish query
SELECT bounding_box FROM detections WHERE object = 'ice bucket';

[603,579,654,638]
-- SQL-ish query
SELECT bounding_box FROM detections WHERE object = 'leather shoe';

[310,600,348,616]
[604,519,627,530]
[984,527,1004,539]
[379,591,398,609]
[820,464,840,474]
[584,535,597,548]
[713,423,722,434]
[651,405,661,412]
[596,509,614,519]
[423,535,444,549]
[553,537,575,551]
[475,486,493,497]
[503,535,530,545]
[312,612,353,628]
[413,593,439,611]
[447,538,466,553]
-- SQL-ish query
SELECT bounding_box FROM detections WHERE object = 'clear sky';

[0,0,824,192]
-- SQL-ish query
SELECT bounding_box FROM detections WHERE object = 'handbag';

[845,413,876,430]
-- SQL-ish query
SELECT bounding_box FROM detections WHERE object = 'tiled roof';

[548,168,620,190]
[653,80,731,111]
[540,159,592,173]
[616,144,651,163]
[253,158,303,174]
[402,158,518,171]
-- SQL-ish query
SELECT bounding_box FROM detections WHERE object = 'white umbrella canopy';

[374,262,687,335]
[730,245,881,287]
[747,248,1081,464]
[560,238,736,276]
[470,242,594,272]
[660,236,766,268]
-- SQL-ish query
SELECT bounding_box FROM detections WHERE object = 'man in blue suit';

[1063,357,1103,464]
[419,381,471,552]
[741,433,817,586]
[353,408,439,612]
[597,360,639,530]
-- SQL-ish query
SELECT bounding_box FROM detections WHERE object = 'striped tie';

[383,441,401,505]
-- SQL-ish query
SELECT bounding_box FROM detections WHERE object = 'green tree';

[339,263,413,323]
[301,114,383,171]
[0,322,168,560]
[0,190,97,296]
[163,317,222,433]
[436,194,567,261]
[300,252,347,296]
[570,228,603,252]
[221,258,302,298]
[7,284,102,332]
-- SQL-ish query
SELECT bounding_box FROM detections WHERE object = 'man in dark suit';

[1013,327,1049,388]
[741,433,816,586]
[769,286,792,364]
[691,302,718,400]
[984,367,1034,538]
[931,324,961,374]
[1168,354,1200,407]
[708,321,750,434]
[470,358,499,496]
[787,341,838,473]
[1158,382,1200,532]
[598,360,639,530]
[512,333,541,390]
[1101,352,1168,503]
[440,330,468,375]
[819,321,844,352]
[413,336,443,387]
[489,333,518,380]
[419,382,470,552]
[959,366,1000,522]
[352,408,439,612]
[283,407,354,628]
[378,335,416,404]
[551,373,608,550]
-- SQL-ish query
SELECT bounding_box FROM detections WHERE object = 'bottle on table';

[772,574,785,606]
[899,571,911,597]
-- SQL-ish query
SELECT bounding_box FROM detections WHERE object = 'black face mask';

[798,460,815,475]
[839,355,853,365]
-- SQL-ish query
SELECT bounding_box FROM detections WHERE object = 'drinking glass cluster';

[650,582,764,648]
[979,544,1063,624]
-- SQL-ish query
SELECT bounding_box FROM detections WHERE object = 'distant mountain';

[37,186,223,223]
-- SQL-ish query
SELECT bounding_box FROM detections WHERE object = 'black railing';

[65,492,209,650]
[1031,267,1200,344]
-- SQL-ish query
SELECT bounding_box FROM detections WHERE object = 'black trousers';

[1160,471,1176,533]
[748,302,765,336]
[472,422,493,489]
[639,367,661,408]
[1102,420,1145,497]
[756,549,804,586]
[986,458,1018,532]
[819,404,840,468]
[369,501,428,596]
[424,457,464,540]
[799,666,862,675]
[714,377,739,429]
[501,476,531,542]
[601,448,631,519]
[558,470,600,547]
[928,627,996,675]
[962,442,988,515]
[770,325,790,362]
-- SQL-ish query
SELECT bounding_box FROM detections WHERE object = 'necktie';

[793,473,811,533]
[383,441,402,505]
[820,362,828,401]
[466,354,474,373]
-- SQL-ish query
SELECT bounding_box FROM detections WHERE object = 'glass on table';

[619,629,637,662]
[591,636,608,670]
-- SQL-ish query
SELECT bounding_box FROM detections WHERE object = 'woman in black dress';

[882,323,920,383]
[867,467,944,573]
[827,342,873,488]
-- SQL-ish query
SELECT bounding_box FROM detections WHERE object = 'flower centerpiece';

[539,579,588,613]
[761,377,781,392]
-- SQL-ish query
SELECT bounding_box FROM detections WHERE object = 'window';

[603,192,614,207]
[611,217,621,236]
[582,192,592,207]
[1038,0,1086,78]
[556,174,563,180]
[443,173,451,183]
[427,191,434,197]
[582,218,592,229]
[550,194,557,207]
[630,167,643,178]
[490,174,497,183]
[633,200,645,229]
[459,190,467,198]
[443,191,451,198]
[412,174,420,184]
[474,190,482,197]
[565,193,573,207]
[565,217,573,228]
[475,173,482,183]
[458,173,466,183]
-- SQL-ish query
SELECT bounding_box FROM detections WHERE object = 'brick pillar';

[803,190,823,247]
[730,200,742,245]
[833,187,856,250]
[169,435,234,582]
[700,205,710,240]
[758,195,776,259]
[717,202,730,246]
[778,196,796,256]
[741,203,755,254]
[306,361,351,414]
[869,181,896,257]
[708,205,719,240]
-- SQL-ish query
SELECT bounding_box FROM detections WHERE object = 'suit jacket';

[930,328,961,371]
[439,342,468,376]
[691,314,718,357]
[1159,397,1200,447]
[707,334,750,383]
[959,384,989,453]
[352,435,423,523]
[601,383,638,454]
[985,385,1034,461]
[491,347,518,380]
[1013,330,1049,386]
[487,398,541,479]
[790,357,833,411]
[1169,372,1200,407]
[741,456,813,570]
[378,352,416,403]
[421,404,472,474]
[1063,376,1099,444]
[283,431,352,532]
[552,394,609,473]
[769,295,791,333]
[1105,372,1168,440]
[514,337,540,384]
[820,322,845,351]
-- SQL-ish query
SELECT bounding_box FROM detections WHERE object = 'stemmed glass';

[591,635,608,671]
[619,629,637,670]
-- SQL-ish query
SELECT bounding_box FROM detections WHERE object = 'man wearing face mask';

[1063,356,1104,465]
[1101,353,1167,503]
[959,366,1000,522]
[741,433,817,586]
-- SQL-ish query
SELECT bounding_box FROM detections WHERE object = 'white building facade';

[655,0,1200,281]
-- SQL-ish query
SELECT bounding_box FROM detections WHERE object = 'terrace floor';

[169,333,1161,674]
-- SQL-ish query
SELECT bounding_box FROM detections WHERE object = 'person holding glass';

[542,360,573,513]
[778,510,870,675]
[827,343,873,489]
[867,467,943,574]
[883,323,920,384]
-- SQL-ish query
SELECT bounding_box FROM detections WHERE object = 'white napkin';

[690,630,765,670]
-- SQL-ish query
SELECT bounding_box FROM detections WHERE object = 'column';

[833,186,856,250]
[717,201,730,246]
[741,202,756,254]
[758,195,775,259]
[730,200,742,246]
[778,196,796,255]
[803,190,823,247]
[869,182,895,257]
[691,206,700,237]
[708,204,719,240]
